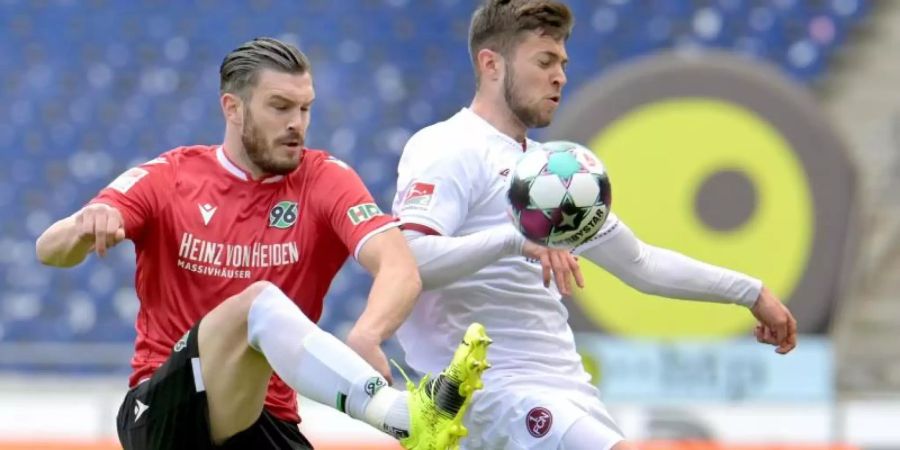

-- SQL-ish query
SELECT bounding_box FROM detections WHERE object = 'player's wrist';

[501,226,526,256]
[346,326,386,347]
[749,284,772,312]
[742,280,765,309]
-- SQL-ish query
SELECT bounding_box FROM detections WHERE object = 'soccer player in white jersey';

[391,1,798,449]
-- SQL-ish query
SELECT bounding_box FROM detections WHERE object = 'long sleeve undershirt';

[404,222,761,307]
[575,222,761,307]
[403,226,524,290]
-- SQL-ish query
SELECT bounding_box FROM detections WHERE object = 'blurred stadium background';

[2,0,899,448]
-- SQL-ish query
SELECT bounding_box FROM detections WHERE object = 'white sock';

[246,284,410,437]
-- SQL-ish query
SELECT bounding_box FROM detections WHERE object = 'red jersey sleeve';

[313,156,397,259]
[89,155,174,241]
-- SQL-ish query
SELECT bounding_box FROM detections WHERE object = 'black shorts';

[116,323,314,450]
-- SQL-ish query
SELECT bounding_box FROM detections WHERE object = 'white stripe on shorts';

[191,357,205,392]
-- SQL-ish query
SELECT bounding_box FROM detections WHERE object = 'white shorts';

[460,385,625,450]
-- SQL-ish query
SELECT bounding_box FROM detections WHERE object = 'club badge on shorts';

[173,330,190,352]
[526,406,553,438]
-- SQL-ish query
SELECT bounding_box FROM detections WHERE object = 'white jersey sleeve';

[392,130,487,236]
[576,214,762,307]
[572,212,623,251]
[403,226,525,290]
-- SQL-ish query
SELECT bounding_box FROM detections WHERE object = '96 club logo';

[401,182,435,211]
[269,201,298,229]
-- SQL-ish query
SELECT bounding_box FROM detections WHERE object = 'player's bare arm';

[351,227,423,383]
[35,203,126,267]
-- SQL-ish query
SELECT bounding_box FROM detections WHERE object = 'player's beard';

[241,107,302,175]
[503,64,552,129]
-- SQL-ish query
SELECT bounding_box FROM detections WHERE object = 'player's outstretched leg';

[400,323,492,450]
[198,281,411,443]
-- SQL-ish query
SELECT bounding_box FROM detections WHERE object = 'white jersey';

[392,108,760,447]
[392,108,618,395]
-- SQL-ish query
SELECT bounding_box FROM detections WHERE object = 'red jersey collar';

[216,146,288,184]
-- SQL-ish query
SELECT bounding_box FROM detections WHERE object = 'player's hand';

[522,240,584,297]
[750,286,797,355]
[74,203,126,258]
[346,329,394,385]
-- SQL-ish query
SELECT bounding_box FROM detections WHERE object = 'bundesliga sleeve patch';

[107,167,149,194]
[347,203,383,225]
[401,182,436,211]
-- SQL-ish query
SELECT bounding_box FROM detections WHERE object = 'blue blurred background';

[4,0,900,448]
[0,0,867,369]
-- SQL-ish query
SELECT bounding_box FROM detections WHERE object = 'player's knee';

[242,280,279,300]
[215,281,317,345]
[236,281,281,312]
[212,281,280,332]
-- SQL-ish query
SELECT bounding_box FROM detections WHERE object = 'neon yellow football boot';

[399,323,492,450]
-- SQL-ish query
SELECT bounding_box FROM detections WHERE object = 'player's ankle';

[379,389,410,439]
[356,385,409,439]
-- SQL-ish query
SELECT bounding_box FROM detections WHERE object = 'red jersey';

[91,145,396,423]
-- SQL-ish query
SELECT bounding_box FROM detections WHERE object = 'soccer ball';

[507,141,612,249]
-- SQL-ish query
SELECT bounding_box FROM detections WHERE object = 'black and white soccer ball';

[507,141,612,249]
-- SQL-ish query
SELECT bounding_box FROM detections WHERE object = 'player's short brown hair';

[219,37,311,98]
[468,0,573,83]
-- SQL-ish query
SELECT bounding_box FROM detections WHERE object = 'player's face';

[241,69,315,175]
[503,32,568,129]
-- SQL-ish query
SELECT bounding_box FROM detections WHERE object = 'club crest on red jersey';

[269,201,298,229]
[402,182,436,211]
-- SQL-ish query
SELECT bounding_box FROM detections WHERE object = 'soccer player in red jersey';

[35,38,490,450]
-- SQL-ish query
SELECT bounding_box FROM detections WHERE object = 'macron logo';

[199,203,217,226]
[134,400,149,423]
